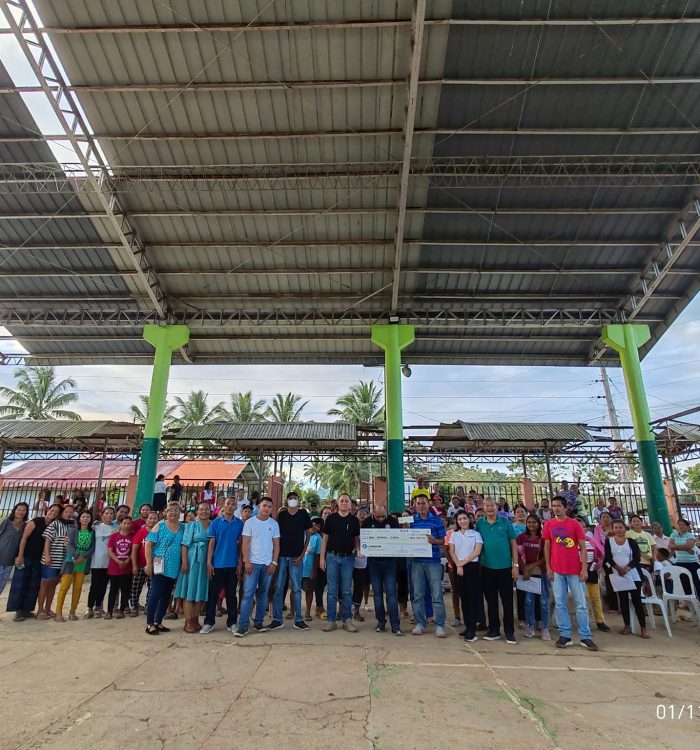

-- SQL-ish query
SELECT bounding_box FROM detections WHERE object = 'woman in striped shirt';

[38,504,75,620]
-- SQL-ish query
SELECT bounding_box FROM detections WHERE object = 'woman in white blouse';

[449,510,483,643]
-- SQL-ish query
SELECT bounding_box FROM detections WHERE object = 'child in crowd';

[106,516,134,619]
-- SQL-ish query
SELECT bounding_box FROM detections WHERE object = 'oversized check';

[360,528,433,557]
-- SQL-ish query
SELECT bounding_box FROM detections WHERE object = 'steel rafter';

[1,156,699,193]
[0,0,185,355]
[0,17,695,34]
[0,306,640,330]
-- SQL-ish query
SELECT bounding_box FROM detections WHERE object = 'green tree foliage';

[0,366,80,420]
[328,381,384,426]
[220,391,267,422]
[173,390,224,429]
[265,392,308,423]
[129,395,178,430]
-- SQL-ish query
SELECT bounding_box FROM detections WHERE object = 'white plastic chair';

[661,566,700,625]
[636,568,672,637]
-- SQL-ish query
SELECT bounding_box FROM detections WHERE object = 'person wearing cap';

[411,477,430,502]
[268,491,312,631]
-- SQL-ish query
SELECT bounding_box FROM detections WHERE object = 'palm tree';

[265,392,309,423]
[174,390,224,429]
[0,366,80,420]
[129,395,178,430]
[328,380,384,426]
[220,391,267,422]
[266,392,308,490]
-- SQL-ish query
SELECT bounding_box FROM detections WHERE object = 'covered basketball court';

[1,2,700,530]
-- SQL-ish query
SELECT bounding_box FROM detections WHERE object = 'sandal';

[54,614,65,623]
[304,615,313,622]
[145,625,160,636]
[68,614,78,621]
[36,612,50,621]
[103,613,113,620]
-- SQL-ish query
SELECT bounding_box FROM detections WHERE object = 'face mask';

[288,499,298,508]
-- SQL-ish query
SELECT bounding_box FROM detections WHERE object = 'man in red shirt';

[543,497,598,651]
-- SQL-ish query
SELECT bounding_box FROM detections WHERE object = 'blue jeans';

[273,556,303,623]
[411,561,446,628]
[238,563,273,629]
[368,558,399,629]
[524,576,550,629]
[326,554,354,623]
[552,573,591,639]
[407,560,433,618]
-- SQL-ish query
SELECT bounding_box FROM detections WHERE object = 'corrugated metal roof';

[172,421,357,449]
[0,420,142,449]
[432,420,591,453]
[0,458,248,484]
[0,1,699,365]
[655,420,700,456]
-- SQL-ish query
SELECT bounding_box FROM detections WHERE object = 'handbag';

[152,525,179,576]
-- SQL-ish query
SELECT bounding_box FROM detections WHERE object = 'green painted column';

[601,324,672,533]
[371,323,415,514]
[134,324,190,511]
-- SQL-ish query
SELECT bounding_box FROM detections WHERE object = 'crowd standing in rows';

[2,482,699,650]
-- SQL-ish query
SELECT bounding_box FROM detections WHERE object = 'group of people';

[1,487,698,650]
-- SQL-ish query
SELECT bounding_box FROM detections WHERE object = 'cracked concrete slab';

[1,595,699,750]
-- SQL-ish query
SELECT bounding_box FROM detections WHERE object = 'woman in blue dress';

[175,502,212,632]
[144,502,184,636]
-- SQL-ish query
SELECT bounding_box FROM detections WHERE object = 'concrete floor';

[0,596,699,750]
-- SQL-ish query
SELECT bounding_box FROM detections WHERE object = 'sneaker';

[83,609,94,620]
[463,634,478,643]
[435,626,448,638]
[227,624,238,634]
[580,638,599,651]
[523,625,535,639]
[200,624,214,635]
[342,619,358,633]
[483,631,501,641]
[411,625,425,636]
[555,636,573,648]
[234,627,248,638]
[375,624,386,633]
[266,620,284,631]
[293,621,310,631]
[216,607,224,617]
[392,628,403,636]
[505,633,517,645]
[541,627,551,641]
[459,629,468,638]
[476,623,489,632]
[253,623,268,633]
[450,618,462,627]
[322,621,338,632]
[596,622,611,632]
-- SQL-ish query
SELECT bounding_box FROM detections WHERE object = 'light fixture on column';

[401,364,412,378]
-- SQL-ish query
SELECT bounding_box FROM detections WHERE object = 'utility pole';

[599,366,633,484]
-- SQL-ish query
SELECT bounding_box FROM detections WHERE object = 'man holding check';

[362,504,402,635]
[410,496,447,637]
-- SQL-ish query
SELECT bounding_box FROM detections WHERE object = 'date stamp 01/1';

[656,705,698,720]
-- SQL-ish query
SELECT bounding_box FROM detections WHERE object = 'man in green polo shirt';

[475,498,519,644]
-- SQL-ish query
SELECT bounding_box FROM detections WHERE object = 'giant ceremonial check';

[360,528,433,557]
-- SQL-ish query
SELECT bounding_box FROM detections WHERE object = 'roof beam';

[5,266,695,278]
[3,239,694,250]
[0,306,665,333]
[0,206,678,220]
[5,76,700,94]
[0,17,694,34]
[4,127,698,142]
[0,0,177,345]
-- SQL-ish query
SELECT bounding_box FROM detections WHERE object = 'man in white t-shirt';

[235,497,280,637]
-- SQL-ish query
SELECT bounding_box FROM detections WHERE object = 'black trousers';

[352,567,369,606]
[618,580,646,627]
[87,568,109,609]
[205,567,238,627]
[676,561,700,599]
[481,566,515,636]
[107,574,132,613]
[396,559,408,606]
[456,562,481,635]
[314,568,327,609]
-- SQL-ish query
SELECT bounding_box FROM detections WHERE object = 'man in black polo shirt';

[362,503,402,635]
[320,493,361,632]
[268,491,312,631]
